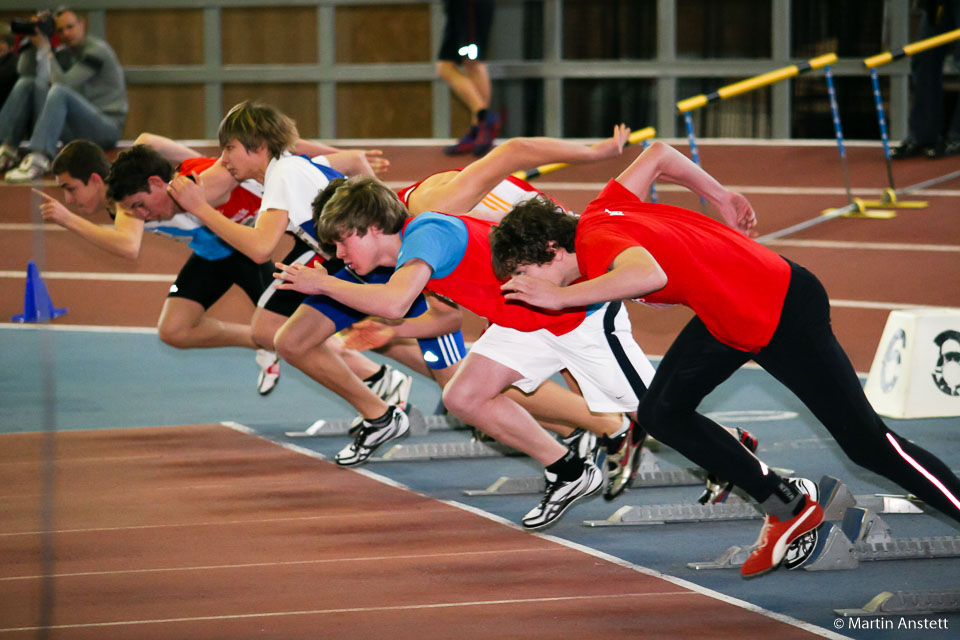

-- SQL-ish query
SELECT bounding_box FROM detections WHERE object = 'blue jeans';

[0,77,124,157]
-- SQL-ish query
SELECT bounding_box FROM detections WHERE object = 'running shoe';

[5,152,51,182]
[366,364,413,411]
[522,461,602,530]
[603,420,646,501]
[561,428,599,464]
[697,427,758,504]
[335,406,410,466]
[740,483,824,578]
[256,349,280,396]
[472,112,501,156]
[444,126,478,155]
[782,477,821,570]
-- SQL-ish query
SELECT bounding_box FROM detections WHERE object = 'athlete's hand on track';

[500,275,565,310]
[167,172,207,214]
[273,261,329,295]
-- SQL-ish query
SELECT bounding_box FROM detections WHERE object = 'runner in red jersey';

[491,140,960,577]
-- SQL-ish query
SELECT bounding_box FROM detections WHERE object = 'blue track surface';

[3,326,959,639]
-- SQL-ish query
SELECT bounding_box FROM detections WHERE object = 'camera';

[10,14,56,40]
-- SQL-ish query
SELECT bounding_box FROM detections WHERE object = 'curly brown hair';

[489,196,578,280]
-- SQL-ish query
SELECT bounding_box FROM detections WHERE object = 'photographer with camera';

[0,8,126,182]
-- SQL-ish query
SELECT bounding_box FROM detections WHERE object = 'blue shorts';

[301,266,465,370]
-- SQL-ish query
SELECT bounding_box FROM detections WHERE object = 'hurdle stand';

[862,27,960,206]
[675,53,839,170]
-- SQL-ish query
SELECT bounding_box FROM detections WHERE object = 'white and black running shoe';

[522,461,602,530]
[561,428,599,464]
[367,365,413,411]
[335,406,410,466]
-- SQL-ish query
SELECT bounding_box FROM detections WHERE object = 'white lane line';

[0,506,454,538]
[215,425,846,639]
[769,238,960,252]
[0,547,561,582]
[0,270,175,282]
[0,591,697,633]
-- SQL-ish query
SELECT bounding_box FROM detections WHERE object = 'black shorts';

[437,0,494,62]
[255,237,348,318]
[168,250,274,310]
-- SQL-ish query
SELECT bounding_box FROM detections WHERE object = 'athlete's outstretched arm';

[35,188,145,260]
[408,124,631,218]
[342,295,463,350]
[615,141,757,237]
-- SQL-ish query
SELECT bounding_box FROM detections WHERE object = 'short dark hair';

[52,140,110,184]
[315,175,408,246]
[106,145,174,201]
[489,196,578,280]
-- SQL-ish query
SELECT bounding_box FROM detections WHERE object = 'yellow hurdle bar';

[677,53,838,114]
[864,27,960,68]
[512,126,656,181]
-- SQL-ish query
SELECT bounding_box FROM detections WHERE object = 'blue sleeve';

[396,213,468,279]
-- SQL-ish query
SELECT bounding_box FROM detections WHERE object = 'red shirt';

[576,180,790,352]
[177,157,261,225]
[401,213,588,336]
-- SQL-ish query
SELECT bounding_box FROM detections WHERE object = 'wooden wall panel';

[106,9,204,66]
[123,85,206,140]
[336,82,431,138]
[335,4,431,64]
[222,84,319,139]
[222,7,317,65]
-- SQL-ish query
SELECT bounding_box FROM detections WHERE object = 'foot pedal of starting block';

[841,507,892,544]
[835,589,960,617]
[687,545,752,570]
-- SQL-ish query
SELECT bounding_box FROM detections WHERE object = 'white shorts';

[469,302,655,413]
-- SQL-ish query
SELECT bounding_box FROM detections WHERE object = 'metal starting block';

[464,451,689,496]
[689,476,940,571]
[835,589,960,617]
[284,406,440,437]
[373,438,522,461]
[585,501,763,528]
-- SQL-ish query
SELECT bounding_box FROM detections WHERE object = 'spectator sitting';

[0,32,17,109]
[0,8,127,182]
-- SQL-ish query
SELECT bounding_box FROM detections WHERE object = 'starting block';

[373,438,522,461]
[464,450,694,496]
[688,476,932,571]
[283,406,439,438]
[835,589,960,617]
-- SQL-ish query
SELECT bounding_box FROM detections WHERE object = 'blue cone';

[12,260,68,323]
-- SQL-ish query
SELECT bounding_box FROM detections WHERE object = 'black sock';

[545,449,584,482]
[363,365,386,386]
[761,480,802,520]
[366,405,394,427]
[476,108,488,124]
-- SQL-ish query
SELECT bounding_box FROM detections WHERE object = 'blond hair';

[218,100,298,158]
